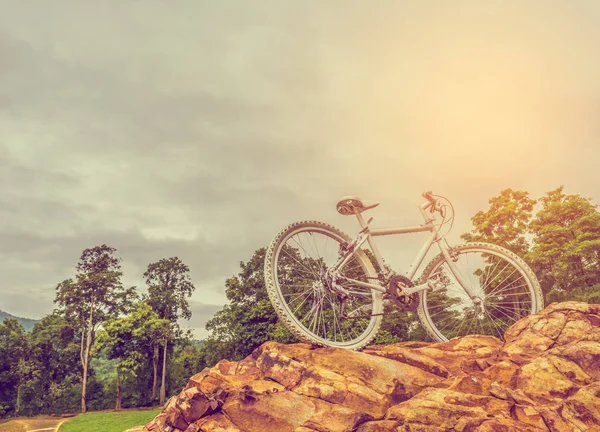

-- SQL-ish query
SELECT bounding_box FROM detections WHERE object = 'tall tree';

[144,257,195,405]
[528,187,600,302]
[461,188,536,256]
[55,244,137,413]
[97,302,170,410]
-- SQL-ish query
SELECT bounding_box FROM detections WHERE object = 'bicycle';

[264,191,544,350]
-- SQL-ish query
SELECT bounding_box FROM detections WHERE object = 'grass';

[58,409,161,432]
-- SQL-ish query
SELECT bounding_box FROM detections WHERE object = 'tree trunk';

[16,383,22,415]
[115,372,122,411]
[81,344,89,412]
[15,356,24,415]
[159,338,167,406]
[152,344,159,400]
[79,323,85,365]
[81,301,94,413]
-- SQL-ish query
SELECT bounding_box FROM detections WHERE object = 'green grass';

[59,409,161,432]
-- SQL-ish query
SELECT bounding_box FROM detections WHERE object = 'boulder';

[138,302,600,431]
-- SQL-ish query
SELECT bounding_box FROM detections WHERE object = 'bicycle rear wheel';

[417,242,543,342]
[264,221,383,350]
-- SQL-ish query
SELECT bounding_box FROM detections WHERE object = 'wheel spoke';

[483,266,517,294]
[487,278,527,297]
[281,248,317,279]
[421,246,540,342]
[270,224,382,349]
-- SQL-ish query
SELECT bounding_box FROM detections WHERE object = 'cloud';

[180,300,224,333]
[2,0,600,337]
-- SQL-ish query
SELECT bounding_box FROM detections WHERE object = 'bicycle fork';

[402,241,479,301]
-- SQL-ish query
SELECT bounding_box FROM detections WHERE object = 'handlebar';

[421,191,441,216]
[422,191,436,205]
[417,192,453,233]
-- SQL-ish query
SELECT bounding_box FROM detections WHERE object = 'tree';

[20,313,81,416]
[528,187,600,302]
[169,337,204,391]
[97,302,170,410]
[144,257,195,405]
[202,248,297,368]
[55,244,137,413]
[461,189,536,256]
[0,319,28,417]
[461,186,600,306]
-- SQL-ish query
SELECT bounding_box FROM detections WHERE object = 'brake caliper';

[338,241,354,256]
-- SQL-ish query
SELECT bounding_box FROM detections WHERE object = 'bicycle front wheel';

[417,242,543,342]
[264,221,383,350]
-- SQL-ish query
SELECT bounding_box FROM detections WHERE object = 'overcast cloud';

[2,1,600,338]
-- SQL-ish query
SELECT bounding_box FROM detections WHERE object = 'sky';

[1,1,600,338]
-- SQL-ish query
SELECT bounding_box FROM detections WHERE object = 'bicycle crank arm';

[402,282,434,296]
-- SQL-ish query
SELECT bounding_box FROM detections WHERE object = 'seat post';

[355,211,386,273]
[355,212,367,229]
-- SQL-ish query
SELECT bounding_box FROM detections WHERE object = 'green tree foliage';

[0,319,28,417]
[373,313,412,343]
[202,248,296,367]
[166,335,204,392]
[461,189,536,256]
[528,187,600,303]
[0,254,201,418]
[18,313,81,416]
[144,257,195,405]
[55,244,137,413]
[96,302,170,410]
[462,186,600,305]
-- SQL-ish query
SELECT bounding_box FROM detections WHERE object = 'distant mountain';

[0,309,40,331]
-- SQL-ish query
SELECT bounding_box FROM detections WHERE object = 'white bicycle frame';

[332,200,478,300]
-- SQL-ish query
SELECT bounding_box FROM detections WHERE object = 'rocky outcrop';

[142,302,600,431]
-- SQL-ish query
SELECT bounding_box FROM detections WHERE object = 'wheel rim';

[273,227,380,347]
[422,248,536,341]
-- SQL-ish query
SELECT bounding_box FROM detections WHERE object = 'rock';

[252,342,444,418]
[384,387,517,428]
[187,412,242,431]
[141,302,600,431]
[223,389,371,432]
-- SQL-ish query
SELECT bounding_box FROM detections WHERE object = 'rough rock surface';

[141,302,600,431]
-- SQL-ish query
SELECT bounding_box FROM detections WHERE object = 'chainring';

[386,275,420,312]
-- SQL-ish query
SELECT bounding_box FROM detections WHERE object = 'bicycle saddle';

[336,196,380,216]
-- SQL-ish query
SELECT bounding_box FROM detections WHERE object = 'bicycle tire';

[417,242,543,342]
[264,221,383,350]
